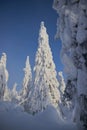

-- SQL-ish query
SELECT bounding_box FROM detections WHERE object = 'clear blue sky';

[0,0,63,89]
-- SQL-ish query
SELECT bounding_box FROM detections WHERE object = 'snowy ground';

[0,101,77,130]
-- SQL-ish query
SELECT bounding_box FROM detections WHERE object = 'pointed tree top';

[40,21,45,31]
[39,21,48,43]
[23,56,31,73]
[26,56,29,66]
[2,52,6,57]
[41,21,44,27]
[0,52,7,68]
[1,52,7,60]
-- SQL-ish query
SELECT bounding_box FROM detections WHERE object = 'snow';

[0,101,77,130]
[77,69,87,95]
[58,71,65,96]
[21,56,32,99]
[0,53,9,82]
[0,101,24,112]
[53,0,87,129]
[62,53,77,78]
[28,22,60,114]
[11,83,19,103]
[0,0,86,129]
[3,86,11,102]
[0,53,8,101]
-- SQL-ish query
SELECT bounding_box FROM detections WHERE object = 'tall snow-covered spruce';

[0,53,9,101]
[53,0,87,129]
[21,56,32,100]
[29,22,60,114]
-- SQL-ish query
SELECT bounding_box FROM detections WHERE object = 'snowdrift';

[0,101,77,130]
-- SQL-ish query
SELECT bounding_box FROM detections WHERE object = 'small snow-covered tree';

[0,64,6,100]
[21,56,32,99]
[0,53,9,101]
[30,22,60,114]
[3,86,11,101]
[11,83,18,103]
[58,71,65,98]
[1,53,9,82]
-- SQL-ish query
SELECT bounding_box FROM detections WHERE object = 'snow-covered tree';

[0,64,6,100]
[3,86,11,101]
[0,53,9,101]
[11,83,19,103]
[21,56,32,99]
[1,53,9,82]
[29,22,60,114]
[58,71,65,98]
[53,0,87,129]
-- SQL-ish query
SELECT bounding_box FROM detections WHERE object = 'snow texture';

[3,86,11,102]
[0,53,9,101]
[0,101,77,130]
[28,22,60,114]
[21,56,32,99]
[53,0,87,129]
[58,71,65,97]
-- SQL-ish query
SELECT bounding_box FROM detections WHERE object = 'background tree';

[21,56,32,99]
[0,53,9,101]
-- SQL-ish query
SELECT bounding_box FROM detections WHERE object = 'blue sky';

[0,0,63,89]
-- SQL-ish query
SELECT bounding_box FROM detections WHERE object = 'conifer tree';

[30,22,60,114]
[22,56,32,99]
[11,83,18,103]
[0,53,9,101]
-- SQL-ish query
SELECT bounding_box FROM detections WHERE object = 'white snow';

[21,56,32,99]
[29,22,60,114]
[0,101,77,130]
[0,53,9,101]
[58,71,65,96]
[3,86,11,102]
[0,0,86,129]
[0,53,9,82]
[53,0,87,129]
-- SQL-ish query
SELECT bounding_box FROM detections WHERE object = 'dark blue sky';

[0,0,63,89]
